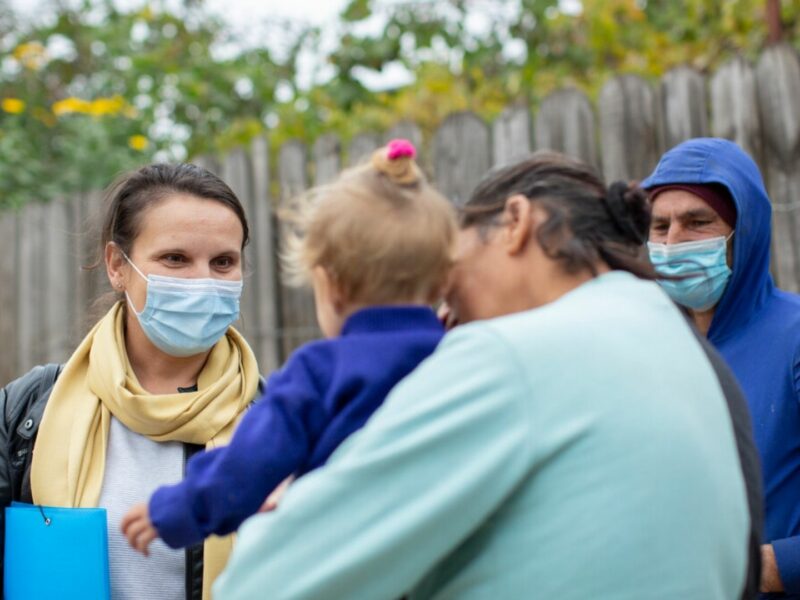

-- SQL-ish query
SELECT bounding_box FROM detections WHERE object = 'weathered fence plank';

[433,112,491,205]
[70,192,97,343]
[277,141,318,358]
[0,211,18,384]
[535,88,599,169]
[313,134,341,185]
[17,201,46,372]
[223,148,258,343]
[599,75,661,182]
[277,141,309,201]
[348,133,381,166]
[7,48,800,371]
[250,136,281,373]
[79,191,109,336]
[386,121,423,149]
[193,155,222,177]
[660,66,709,150]
[493,103,533,167]
[710,56,763,165]
[43,198,74,364]
[756,43,800,292]
[63,194,85,350]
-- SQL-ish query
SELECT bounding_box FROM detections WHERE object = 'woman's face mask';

[122,251,243,357]
[647,233,734,312]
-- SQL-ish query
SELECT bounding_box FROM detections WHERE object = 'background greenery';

[0,0,798,209]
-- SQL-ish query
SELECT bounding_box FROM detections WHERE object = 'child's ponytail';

[284,136,455,305]
[371,139,422,186]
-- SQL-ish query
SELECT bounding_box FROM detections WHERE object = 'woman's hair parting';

[284,138,456,304]
[461,151,657,279]
[100,162,250,258]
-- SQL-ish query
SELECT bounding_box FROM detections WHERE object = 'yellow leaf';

[1,98,25,114]
[53,97,92,116]
[12,41,47,70]
[88,95,126,116]
[128,135,149,151]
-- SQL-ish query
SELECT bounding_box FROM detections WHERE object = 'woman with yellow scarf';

[0,163,263,600]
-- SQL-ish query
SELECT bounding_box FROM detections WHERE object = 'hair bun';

[371,138,422,185]
[603,181,650,244]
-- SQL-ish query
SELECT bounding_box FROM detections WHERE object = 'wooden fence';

[2,43,799,385]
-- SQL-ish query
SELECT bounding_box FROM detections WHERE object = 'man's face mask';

[647,233,734,312]
[122,251,243,357]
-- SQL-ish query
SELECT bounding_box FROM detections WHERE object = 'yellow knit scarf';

[31,302,259,599]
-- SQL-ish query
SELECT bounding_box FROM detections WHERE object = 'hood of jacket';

[642,137,774,343]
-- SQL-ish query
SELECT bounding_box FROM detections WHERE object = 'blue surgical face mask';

[122,252,243,357]
[647,233,734,312]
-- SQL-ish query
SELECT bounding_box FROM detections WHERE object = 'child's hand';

[259,476,295,512]
[121,503,159,556]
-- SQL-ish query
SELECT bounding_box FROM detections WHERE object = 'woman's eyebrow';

[152,247,189,255]
[212,248,242,257]
[150,247,241,256]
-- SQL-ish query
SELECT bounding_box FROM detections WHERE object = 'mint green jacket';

[215,271,749,600]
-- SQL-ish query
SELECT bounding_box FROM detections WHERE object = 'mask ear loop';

[116,246,149,315]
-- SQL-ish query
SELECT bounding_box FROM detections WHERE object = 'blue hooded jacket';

[643,138,800,597]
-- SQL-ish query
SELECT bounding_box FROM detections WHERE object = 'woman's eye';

[213,256,234,269]
[163,254,186,264]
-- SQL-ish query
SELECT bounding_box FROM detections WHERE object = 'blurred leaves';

[0,0,291,208]
[1,0,799,209]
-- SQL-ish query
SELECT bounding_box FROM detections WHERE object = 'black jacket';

[0,364,264,600]
[691,331,763,599]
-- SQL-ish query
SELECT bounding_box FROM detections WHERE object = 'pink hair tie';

[387,138,416,160]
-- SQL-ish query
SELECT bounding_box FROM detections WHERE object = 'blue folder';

[4,502,110,600]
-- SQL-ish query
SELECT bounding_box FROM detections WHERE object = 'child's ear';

[314,266,348,315]
[328,279,348,315]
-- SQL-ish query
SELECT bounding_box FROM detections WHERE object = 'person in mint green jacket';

[214,153,756,600]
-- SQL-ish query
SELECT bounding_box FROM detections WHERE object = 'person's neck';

[690,307,716,337]
[527,261,610,309]
[124,313,210,394]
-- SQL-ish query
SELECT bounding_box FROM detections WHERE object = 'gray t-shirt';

[98,417,184,600]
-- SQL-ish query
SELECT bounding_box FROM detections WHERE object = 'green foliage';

[1,0,798,209]
[0,0,298,208]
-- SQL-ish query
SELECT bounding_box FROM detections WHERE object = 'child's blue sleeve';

[149,346,329,549]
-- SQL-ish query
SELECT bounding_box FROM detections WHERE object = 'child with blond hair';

[121,139,456,554]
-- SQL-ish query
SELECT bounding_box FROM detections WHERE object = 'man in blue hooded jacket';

[643,138,800,597]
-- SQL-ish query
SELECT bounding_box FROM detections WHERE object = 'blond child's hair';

[283,139,456,305]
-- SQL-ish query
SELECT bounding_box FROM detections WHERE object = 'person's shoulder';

[291,337,349,367]
[771,288,800,314]
[2,363,62,426]
[266,338,340,392]
[772,289,800,340]
[470,300,583,350]
[439,318,531,373]
[758,288,800,337]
